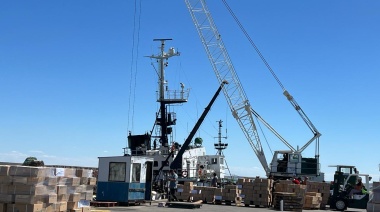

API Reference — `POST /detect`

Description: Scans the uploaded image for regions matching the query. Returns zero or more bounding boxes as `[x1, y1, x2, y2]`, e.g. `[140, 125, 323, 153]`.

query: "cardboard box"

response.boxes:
[55, 168, 76, 177]
[57, 194, 67, 202]
[0, 185, 8, 194]
[88, 177, 96, 185]
[20, 194, 56, 204]
[59, 177, 80, 186]
[69, 193, 80, 202]
[56, 185, 67, 195]
[15, 195, 45, 204]
[9, 166, 47, 177]
[0, 166, 10, 176]
[84, 191, 93, 200]
[7, 203, 43, 212]
[0, 176, 12, 184]
[8, 185, 55, 195]
[0, 203, 6, 212]
[76, 169, 93, 178]
[44, 177, 58, 186]
[0, 194, 14, 203]
[79, 177, 89, 185]
[67, 201, 78, 210]
[12, 177, 45, 185]
[81, 206, 91, 212]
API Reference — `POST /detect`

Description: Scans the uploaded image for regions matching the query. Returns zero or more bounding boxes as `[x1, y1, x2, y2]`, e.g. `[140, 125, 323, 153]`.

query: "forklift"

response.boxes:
[328, 166, 372, 211]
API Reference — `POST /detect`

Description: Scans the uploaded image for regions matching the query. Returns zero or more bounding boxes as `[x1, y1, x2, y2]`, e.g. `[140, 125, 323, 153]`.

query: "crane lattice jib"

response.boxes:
[185, 0, 270, 174]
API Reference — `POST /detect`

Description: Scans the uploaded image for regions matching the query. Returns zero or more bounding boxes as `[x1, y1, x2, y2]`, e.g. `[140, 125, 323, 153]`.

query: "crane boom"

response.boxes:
[185, 0, 270, 174]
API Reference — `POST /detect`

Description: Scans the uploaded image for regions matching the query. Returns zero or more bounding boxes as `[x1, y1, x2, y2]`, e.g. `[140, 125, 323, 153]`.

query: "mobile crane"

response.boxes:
[185, 0, 321, 179]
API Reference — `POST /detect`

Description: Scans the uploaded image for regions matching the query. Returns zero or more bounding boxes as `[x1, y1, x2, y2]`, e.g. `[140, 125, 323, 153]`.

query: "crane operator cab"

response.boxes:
[270, 150, 319, 179]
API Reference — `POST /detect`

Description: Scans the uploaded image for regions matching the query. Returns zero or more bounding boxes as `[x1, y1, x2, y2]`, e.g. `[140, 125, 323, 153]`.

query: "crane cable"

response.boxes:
[221, 0, 285, 156]
[127, 0, 142, 134]
[221, 0, 286, 92]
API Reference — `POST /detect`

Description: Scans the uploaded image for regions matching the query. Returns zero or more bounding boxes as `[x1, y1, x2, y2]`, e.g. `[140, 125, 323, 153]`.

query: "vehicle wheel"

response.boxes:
[335, 199, 346, 211]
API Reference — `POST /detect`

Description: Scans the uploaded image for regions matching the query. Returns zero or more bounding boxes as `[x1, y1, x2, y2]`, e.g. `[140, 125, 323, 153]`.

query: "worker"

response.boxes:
[211, 172, 218, 187]
[348, 177, 364, 197]
[198, 165, 205, 181]
[292, 177, 300, 184]
[302, 176, 308, 185]
[278, 153, 288, 172]
[168, 169, 178, 201]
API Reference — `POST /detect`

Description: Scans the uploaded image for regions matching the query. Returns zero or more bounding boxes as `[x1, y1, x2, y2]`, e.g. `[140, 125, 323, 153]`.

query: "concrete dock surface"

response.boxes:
[91, 200, 367, 212]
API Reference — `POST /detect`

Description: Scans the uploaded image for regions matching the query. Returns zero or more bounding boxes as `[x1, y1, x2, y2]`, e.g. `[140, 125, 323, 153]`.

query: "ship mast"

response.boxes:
[149, 39, 188, 150]
[214, 119, 228, 155]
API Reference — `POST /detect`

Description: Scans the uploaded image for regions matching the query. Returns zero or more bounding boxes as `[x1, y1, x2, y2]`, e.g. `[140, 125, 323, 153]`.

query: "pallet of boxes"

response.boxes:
[175, 182, 193, 202]
[240, 177, 272, 208]
[273, 180, 306, 211]
[303, 181, 330, 210]
[215, 185, 239, 205]
[0, 165, 96, 212]
[367, 181, 380, 212]
[191, 185, 218, 203]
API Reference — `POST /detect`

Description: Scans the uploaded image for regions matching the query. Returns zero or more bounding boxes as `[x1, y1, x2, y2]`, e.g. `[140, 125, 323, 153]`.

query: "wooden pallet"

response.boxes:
[90, 201, 118, 207]
[166, 200, 202, 209]
[214, 199, 235, 206]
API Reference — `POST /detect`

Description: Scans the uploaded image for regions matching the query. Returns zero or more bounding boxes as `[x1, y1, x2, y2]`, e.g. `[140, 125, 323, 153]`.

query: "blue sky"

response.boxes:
[1, 1, 379, 181]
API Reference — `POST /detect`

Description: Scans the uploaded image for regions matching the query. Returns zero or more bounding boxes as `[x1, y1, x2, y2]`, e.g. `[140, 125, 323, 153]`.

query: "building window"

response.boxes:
[132, 163, 141, 182]
[220, 158, 224, 165]
[154, 161, 158, 167]
[109, 162, 126, 182]
[212, 158, 218, 164]
[162, 161, 169, 167]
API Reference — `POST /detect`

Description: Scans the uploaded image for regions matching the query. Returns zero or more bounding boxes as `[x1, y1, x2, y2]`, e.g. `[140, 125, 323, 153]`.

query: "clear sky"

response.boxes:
[1, 1, 379, 182]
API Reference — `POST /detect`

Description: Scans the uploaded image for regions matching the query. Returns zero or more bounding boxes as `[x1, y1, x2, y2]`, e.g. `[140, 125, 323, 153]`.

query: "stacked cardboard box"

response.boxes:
[222, 185, 239, 202]
[175, 182, 193, 201]
[199, 186, 215, 203]
[304, 181, 330, 209]
[0, 165, 95, 212]
[303, 192, 322, 209]
[253, 178, 272, 206]
[213, 187, 223, 202]
[367, 181, 380, 212]
[191, 186, 203, 201]
[240, 178, 272, 207]
[240, 178, 254, 204]
[273, 192, 303, 211]
[273, 180, 306, 210]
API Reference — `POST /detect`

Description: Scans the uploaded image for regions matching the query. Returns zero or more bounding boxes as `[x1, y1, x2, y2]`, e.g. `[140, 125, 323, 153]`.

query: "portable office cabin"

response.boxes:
[96, 156, 153, 203]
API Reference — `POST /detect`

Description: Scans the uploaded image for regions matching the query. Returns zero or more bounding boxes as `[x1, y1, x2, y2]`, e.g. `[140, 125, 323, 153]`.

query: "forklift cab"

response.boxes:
[329, 171, 371, 211]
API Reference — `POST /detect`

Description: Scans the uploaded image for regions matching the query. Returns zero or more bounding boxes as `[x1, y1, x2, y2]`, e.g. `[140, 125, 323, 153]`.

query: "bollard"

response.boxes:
[280, 199, 283, 211]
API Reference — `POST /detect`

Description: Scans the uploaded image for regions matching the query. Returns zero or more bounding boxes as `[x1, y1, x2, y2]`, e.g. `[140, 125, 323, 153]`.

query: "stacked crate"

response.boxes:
[252, 178, 272, 207]
[200, 186, 215, 203]
[273, 192, 303, 211]
[304, 181, 330, 209]
[213, 187, 223, 202]
[221, 185, 239, 203]
[240, 178, 254, 205]
[367, 181, 380, 211]
[303, 192, 322, 209]
[175, 182, 193, 201]
[273, 180, 306, 211]
[0, 165, 95, 212]
[191, 186, 203, 201]
[240, 177, 272, 207]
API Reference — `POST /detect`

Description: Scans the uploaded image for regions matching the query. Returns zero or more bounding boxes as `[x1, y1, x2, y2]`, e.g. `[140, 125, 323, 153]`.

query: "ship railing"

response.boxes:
[157, 88, 190, 103]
